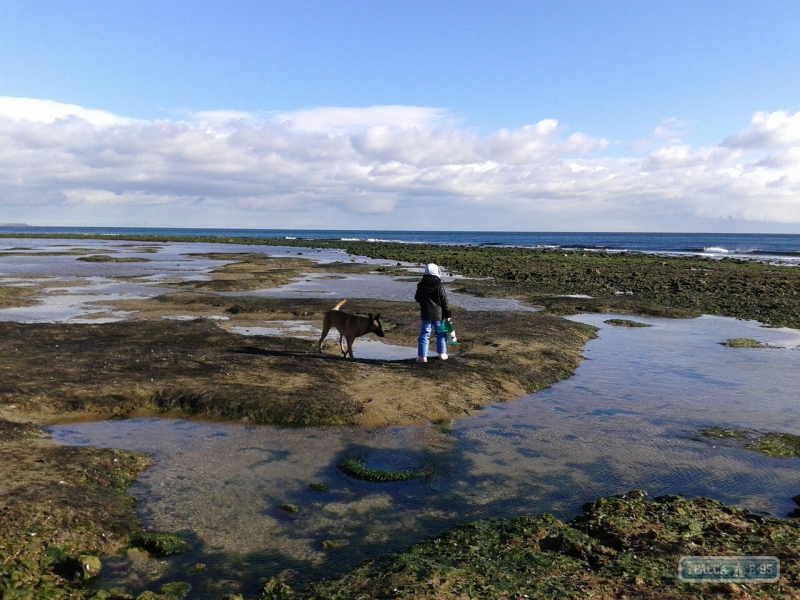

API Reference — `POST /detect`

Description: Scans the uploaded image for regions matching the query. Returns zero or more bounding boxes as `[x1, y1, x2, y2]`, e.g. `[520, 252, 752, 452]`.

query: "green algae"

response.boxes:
[699, 427, 800, 458]
[128, 533, 188, 557]
[747, 433, 800, 458]
[277, 504, 301, 515]
[721, 338, 766, 348]
[307, 483, 328, 493]
[337, 456, 422, 482]
[261, 490, 800, 599]
[321, 539, 350, 550]
[604, 318, 653, 327]
[699, 427, 749, 440]
[0, 429, 152, 600]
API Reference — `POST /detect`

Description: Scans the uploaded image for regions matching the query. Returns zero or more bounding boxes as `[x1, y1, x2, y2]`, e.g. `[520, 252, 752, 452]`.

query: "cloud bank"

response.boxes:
[1, 97, 799, 230]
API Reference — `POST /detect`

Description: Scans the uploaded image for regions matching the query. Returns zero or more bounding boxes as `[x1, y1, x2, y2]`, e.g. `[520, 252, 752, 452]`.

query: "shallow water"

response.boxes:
[235, 271, 538, 312]
[49, 314, 800, 597]
[0, 239, 517, 324]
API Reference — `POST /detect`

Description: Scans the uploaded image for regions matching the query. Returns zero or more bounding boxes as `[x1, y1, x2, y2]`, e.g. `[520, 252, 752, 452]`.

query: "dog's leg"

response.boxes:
[319, 314, 331, 353]
[339, 333, 347, 357]
[346, 335, 356, 359]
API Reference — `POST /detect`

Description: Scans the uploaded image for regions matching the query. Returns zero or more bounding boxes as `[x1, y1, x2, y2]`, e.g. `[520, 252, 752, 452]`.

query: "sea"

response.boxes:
[1, 226, 800, 264]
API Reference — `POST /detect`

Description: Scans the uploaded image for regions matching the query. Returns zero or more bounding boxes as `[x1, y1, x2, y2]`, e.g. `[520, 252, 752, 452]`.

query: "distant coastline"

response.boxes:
[0, 223, 29, 227]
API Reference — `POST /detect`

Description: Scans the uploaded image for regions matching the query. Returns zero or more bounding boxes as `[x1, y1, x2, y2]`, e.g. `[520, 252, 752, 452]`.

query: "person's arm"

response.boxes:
[439, 284, 451, 320]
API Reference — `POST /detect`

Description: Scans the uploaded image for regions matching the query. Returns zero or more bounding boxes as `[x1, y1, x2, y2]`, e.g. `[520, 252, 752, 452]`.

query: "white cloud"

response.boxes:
[628, 118, 693, 154]
[274, 105, 450, 133]
[723, 111, 800, 149]
[0, 97, 799, 230]
[0, 96, 131, 126]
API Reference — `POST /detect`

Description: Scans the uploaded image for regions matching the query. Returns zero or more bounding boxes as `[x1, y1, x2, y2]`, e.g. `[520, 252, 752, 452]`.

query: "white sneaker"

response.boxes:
[438, 353, 448, 360]
[416, 356, 427, 363]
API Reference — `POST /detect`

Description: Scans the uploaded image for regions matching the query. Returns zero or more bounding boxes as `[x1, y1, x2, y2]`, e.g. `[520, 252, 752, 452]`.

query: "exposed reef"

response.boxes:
[605, 318, 653, 327]
[0, 296, 595, 427]
[700, 427, 800, 458]
[262, 490, 800, 599]
[4, 234, 797, 328]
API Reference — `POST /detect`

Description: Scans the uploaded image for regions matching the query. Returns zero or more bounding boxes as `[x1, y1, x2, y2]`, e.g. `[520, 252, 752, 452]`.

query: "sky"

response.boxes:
[0, 1, 799, 232]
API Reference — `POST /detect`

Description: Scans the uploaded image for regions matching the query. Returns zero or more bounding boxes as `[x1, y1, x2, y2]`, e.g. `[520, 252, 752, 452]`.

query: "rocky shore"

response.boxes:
[2, 235, 799, 599]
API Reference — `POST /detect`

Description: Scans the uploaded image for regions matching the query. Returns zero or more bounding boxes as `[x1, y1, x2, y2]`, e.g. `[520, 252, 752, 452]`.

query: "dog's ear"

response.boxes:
[368, 313, 374, 320]
[374, 313, 381, 321]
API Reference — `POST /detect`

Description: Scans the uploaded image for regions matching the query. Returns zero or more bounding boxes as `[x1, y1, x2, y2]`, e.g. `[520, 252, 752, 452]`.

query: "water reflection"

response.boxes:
[49, 314, 800, 596]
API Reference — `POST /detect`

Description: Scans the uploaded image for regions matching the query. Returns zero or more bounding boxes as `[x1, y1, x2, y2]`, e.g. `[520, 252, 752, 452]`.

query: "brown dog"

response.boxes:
[318, 299, 384, 358]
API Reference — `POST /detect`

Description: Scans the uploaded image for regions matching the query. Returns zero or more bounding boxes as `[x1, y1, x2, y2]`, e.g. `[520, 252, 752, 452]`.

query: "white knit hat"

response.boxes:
[424, 263, 441, 277]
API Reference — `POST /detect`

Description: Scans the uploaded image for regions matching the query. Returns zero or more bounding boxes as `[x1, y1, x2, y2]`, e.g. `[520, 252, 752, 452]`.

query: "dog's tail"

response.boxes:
[332, 299, 348, 311]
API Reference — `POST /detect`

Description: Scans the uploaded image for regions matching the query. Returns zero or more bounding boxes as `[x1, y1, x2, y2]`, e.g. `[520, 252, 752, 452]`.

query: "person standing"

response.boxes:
[414, 263, 452, 363]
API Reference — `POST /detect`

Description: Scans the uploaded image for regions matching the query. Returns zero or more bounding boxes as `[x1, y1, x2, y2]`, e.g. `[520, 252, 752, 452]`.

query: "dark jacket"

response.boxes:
[415, 274, 451, 321]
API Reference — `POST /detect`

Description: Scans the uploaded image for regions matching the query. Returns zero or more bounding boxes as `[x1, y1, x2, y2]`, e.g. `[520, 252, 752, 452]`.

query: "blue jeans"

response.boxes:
[418, 320, 447, 356]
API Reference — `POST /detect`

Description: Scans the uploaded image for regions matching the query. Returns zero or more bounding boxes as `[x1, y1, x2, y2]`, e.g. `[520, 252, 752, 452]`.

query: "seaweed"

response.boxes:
[699, 427, 800, 458]
[720, 338, 766, 348]
[264, 490, 800, 599]
[604, 318, 652, 327]
[129, 533, 189, 557]
[337, 456, 422, 482]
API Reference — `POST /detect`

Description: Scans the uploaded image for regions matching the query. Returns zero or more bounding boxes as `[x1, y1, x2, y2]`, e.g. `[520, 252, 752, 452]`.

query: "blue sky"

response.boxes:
[1, 1, 799, 231]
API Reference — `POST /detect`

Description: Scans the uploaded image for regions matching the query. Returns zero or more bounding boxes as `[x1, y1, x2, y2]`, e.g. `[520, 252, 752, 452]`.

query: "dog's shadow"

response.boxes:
[234, 345, 416, 365]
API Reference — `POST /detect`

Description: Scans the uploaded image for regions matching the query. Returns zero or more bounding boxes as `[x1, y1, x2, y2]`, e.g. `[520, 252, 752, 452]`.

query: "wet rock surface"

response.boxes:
[271, 491, 800, 599]
[0, 296, 594, 427]
[0, 419, 151, 599]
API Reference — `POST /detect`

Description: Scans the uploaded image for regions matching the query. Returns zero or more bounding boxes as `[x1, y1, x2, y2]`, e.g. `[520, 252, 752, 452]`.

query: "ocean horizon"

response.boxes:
[1, 226, 799, 263]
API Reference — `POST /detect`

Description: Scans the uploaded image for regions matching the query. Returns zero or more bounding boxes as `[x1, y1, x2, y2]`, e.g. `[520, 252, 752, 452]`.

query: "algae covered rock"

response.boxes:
[132, 583, 190, 600]
[699, 426, 800, 457]
[129, 532, 189, 557]
[747, 432, 800, 457]
[604, 318, 652, 327]
[157, 581, 191, 599]
[78, 554, 102, 579]
[278, 503, 301, 515]
[260, 577, 293, 600]
[275, 489, 800, 598]
[337, 456, 422, 482]
[721, 337, 765, 348]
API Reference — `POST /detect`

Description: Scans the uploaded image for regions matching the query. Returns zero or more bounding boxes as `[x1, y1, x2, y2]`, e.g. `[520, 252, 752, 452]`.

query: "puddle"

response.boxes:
[230, 272, 538, 312]
[49, 314, 800, 596]
[0, 239, 529, 326]
[0, 291, 142, 323]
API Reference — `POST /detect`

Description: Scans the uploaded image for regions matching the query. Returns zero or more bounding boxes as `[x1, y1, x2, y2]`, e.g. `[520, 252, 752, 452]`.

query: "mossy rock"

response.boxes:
[721, 338, 765, 348]
[699, 427, 800, 458]
[260, 577, 293, 600]
[278, 503, 301, 515]
[280, 489, 800, 598]
[337, 456, 422, 482]
[77, 554, 102, 579]
[307, 483, 328, 493]
[746, 432, 800, 458]
[129, 532, 188, 557]
[322, 539, 350, 550]
[604, 318, 652, 327]
[91, 591, 136, 600]
[699, 427, 749, 440]
[157, 582, 191, 600]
